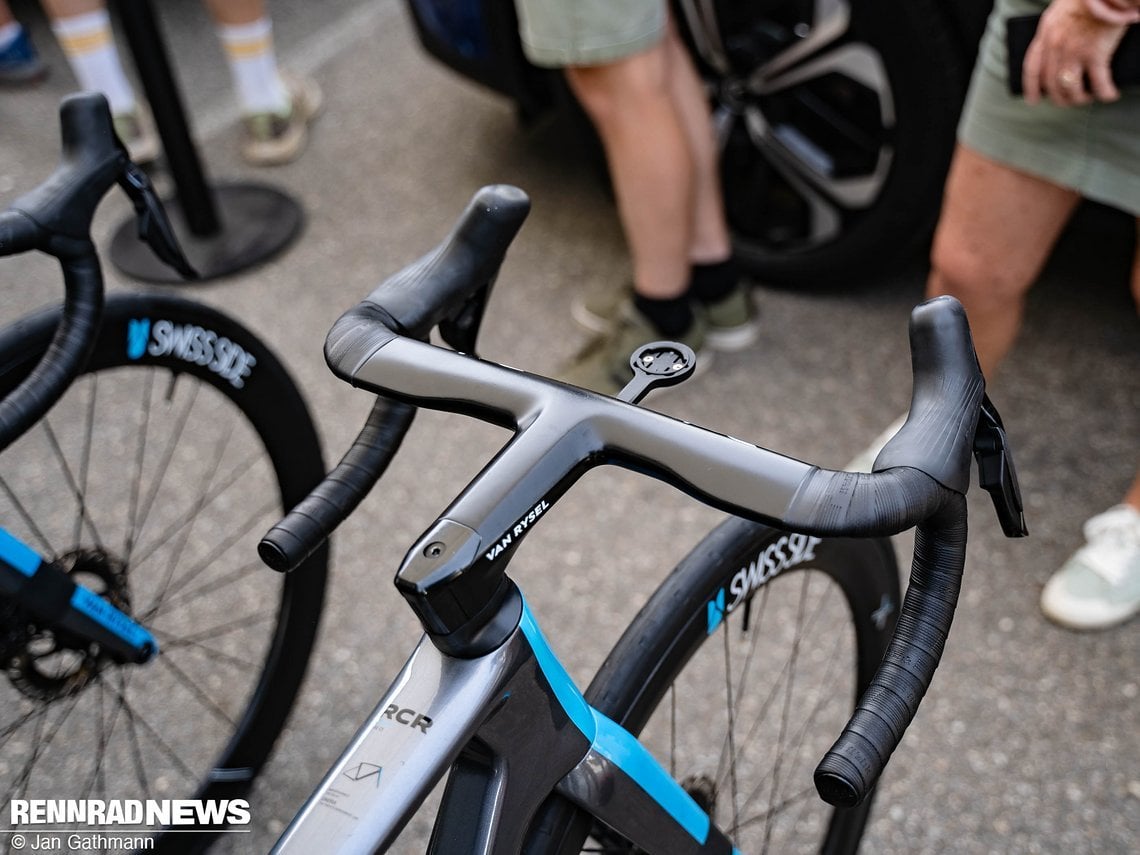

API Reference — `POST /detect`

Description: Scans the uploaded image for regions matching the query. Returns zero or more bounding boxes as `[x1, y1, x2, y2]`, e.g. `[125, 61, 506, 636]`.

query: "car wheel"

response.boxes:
[677, 0, 968, 287]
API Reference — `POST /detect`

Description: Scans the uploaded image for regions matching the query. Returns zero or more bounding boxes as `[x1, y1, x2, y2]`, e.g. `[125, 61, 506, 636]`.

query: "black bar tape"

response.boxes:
[360, 185, 529, 340]
[323, 186, 529, 382]
[12, 93, 125, 240]
[873, 296, 985, 494]
[0, 93, 125, 451]
[813, 497, 968, 807]
[259, 397, 416, 572]
[0, 253, 103, 452]
[781, 297, 981, 808]
[0, 210, 41, 258]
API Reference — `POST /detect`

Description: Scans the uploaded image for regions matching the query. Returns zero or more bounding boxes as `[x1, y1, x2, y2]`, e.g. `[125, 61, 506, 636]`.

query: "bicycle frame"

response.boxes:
[274, 594, 734, 854]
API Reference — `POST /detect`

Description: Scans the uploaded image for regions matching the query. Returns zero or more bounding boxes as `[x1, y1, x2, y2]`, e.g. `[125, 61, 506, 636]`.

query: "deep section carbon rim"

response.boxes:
[583, 520, 899, 854]
[0, 295, 327, 853]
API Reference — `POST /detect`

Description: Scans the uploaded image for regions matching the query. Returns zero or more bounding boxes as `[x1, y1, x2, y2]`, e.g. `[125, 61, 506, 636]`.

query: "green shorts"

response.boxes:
[959, 0, 1140, 216]
[513, 0, 666, 68]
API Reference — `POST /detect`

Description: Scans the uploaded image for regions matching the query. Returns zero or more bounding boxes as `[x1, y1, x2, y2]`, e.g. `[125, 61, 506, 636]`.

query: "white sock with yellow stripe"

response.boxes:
[51, 10, 135, 115]
[217, 17, 289, 117]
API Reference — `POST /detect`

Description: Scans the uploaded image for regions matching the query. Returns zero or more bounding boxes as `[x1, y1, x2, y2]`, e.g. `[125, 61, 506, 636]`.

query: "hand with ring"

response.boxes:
[1021, 0, 1131, 106]
[1058, 66, 1083, 88]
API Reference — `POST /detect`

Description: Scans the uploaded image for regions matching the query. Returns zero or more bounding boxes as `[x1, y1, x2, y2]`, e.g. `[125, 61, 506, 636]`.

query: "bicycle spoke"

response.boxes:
[143, 506, 278, 619]
[714, 583, 770, 794]
[732, 784, 819, 833]
[717, 580, 835, 794]
[123, 367, 157, 558]
[117, 669, 152, 795]
[735, 623, 846, 829]
[101, 679, 199, 786]
[155, 608, 277, 647]
[156, 653, 238, 728]
[139, 418, 236, 617]
[72, 374, 98, 546]
[130, 451, 259, 574]
[0, 474, 56, 557]
[720, 606, 742, 837]
[155, 630, 262, 673]
[41, 416, 105, 551]
[125, 375, 200, 563]
[3, 691, 84, 806]
[0, 704, 50, 745]
[714, 585, 771, 801]
[761, 571, 812, 851]
[81, 679, 109, 801]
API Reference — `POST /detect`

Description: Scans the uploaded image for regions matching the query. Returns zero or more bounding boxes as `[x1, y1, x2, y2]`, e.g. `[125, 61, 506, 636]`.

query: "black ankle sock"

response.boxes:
[689, 257, 740, 304]
[633, 293, 694, 338]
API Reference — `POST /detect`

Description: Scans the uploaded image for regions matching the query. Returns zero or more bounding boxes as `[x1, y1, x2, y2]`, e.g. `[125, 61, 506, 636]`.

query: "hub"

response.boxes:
[3, 547, 131, 701]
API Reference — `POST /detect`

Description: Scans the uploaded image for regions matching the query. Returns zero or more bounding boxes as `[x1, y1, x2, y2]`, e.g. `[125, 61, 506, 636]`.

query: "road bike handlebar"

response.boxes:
[263, 185, 1026, 809]
[0, 92, 193, 454]
[259, 186, 530, 571]
[0, 94, 124, 452]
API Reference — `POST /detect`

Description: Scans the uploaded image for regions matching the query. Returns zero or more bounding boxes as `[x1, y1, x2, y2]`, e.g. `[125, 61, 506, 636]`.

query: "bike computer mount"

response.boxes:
[617, 341, 698, 404]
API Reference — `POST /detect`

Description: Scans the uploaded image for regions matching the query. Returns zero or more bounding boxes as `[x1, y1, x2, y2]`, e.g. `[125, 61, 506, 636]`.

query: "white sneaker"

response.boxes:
[1040, 504, 1140, 631]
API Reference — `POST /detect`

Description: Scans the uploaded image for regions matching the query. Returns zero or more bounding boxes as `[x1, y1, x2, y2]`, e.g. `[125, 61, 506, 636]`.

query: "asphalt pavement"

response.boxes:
[1, 0, 1137, 852]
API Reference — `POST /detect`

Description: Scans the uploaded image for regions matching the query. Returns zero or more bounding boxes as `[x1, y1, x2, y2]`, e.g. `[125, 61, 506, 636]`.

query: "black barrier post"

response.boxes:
[108, 0, 304, 283]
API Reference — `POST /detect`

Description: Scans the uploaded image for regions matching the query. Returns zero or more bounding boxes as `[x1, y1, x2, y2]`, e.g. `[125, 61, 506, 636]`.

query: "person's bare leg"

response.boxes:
[41, 0, 139, 118]
[202, 0, 288, 117]
[661, 18, 731, 265]
[566, 40, 694, 300]
[1127, 225, 1140, 514]
[40, 0, 104, 16]
[926, 144, 1081, 379]
[201, 0, 266, 27]
[0, 2, 14, 27]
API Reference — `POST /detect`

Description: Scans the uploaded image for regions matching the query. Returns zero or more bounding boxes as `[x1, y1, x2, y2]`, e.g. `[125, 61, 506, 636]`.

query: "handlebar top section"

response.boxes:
[5, 92, 126, 252]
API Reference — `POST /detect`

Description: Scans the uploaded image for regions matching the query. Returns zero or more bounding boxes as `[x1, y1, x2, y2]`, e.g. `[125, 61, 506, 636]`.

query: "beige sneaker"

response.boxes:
[559, 300, 709, 396]
[241, 72, 323, 166]
[572, 282, 757, 352]
[113, 102, 160, 166]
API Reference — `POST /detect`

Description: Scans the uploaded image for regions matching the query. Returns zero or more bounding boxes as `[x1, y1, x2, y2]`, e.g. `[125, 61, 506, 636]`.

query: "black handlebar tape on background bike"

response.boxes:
[11, 93, 126, 240]
[358, 185, 530, 341]
[0, 253, 103, 453]
[872, 296, 986, 494]
[0, 94, 126, 452]
[0, 210, 41, 258]
[259, 397, 416, 572]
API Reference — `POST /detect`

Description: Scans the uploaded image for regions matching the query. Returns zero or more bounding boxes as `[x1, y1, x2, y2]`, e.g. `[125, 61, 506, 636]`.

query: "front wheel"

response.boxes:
[530, 518, 900, 853]
[0, 293, 328, 854]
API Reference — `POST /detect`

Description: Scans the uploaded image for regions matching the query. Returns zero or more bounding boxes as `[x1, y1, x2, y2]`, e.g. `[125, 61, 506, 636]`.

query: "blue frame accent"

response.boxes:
[519, 603, 711, 846]
[0, 525, 42, 577]
[0, 524, 157, 656]
[70, 585, 158, 654]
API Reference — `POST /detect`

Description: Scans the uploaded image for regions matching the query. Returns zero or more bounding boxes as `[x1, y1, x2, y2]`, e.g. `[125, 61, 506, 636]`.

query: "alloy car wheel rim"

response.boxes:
[681, 0, 897, 253]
